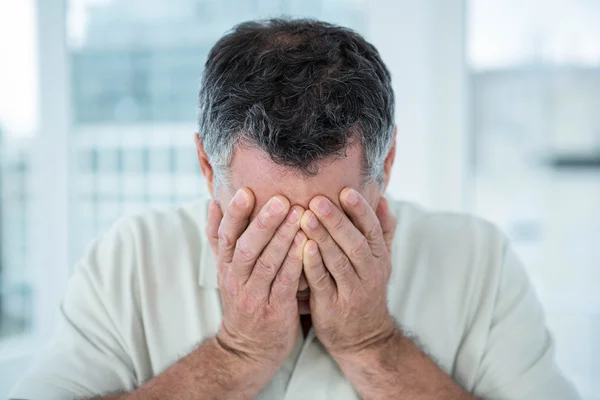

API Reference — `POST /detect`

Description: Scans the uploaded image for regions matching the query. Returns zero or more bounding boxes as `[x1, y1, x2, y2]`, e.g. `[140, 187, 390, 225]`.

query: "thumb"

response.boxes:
[376, 196, 397, 254]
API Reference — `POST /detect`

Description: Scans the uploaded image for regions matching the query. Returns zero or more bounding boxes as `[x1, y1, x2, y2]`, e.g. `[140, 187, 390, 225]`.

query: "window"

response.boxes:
[469, 0, 600, 396]
[0, 0, 37, 341]
[0, 141, 33, 339]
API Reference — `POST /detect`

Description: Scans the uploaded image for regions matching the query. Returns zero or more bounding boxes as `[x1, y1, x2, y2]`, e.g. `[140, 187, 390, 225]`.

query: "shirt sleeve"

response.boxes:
[472, 237, 580, 399]
[10, 219, 139, 400]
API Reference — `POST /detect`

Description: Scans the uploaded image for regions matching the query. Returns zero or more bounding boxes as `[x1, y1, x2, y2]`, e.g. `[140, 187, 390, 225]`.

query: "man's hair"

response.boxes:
[197, 18, 395, 186]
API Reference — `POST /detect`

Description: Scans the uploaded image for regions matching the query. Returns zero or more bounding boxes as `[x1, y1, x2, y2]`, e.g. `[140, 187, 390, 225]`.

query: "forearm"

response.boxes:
[95, 337, 271, 400]
[334, 328, 475, 400]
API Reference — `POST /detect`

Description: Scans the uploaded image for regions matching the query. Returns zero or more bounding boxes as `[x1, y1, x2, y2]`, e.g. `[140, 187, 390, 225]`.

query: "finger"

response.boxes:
[302, 240, 336, 301]
[218, 188, 255, 264]
[339, 187, 387, 258]
[376, 196, 397, 254]
[247, 205, 303, 298]
[206, 199, 223, 256]
[301, 209, 356, 290]
[309, 195, 373, 279]
[232, 195, 290, 282]
[270, 229, 307, 304]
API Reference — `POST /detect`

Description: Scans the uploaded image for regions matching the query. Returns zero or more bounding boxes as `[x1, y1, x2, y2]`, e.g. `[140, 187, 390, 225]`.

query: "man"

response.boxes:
[12, 19, 578, 400]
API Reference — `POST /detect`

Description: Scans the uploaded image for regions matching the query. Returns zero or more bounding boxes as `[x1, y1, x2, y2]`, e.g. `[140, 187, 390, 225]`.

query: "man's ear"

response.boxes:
[381, 126, 397, 191]
[195, 134, 215, 198]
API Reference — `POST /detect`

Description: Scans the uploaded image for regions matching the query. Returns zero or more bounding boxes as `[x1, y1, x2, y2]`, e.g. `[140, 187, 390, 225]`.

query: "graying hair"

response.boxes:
[197, 18, 395, 188]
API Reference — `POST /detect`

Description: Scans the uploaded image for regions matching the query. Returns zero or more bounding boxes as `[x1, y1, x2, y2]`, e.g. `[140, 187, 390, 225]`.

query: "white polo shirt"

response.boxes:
[11, 197, 579, 399]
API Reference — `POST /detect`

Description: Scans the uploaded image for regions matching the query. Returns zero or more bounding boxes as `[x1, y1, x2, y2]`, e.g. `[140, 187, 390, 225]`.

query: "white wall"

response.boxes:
[366, 0, 468, 212]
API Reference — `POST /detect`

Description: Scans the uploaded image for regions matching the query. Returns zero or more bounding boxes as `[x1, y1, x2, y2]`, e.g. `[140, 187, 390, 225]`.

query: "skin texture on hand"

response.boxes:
[299, 188, 474, 400]
[300, 187, 398, 358]
[205, 188, 308, 388]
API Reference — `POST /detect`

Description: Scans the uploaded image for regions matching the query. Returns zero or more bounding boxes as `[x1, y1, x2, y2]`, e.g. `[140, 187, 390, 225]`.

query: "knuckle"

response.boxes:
[255, 255, 279, 277]
[239, 295, 259, 314]
[351, 237, 371, 261]
[286, 248, 302, 262]
[313, 269, 331, 288]
[270, 285, 289, 305]
[272, 224, 291, 245]
[219, 229, 234, 247]
[276, 264, 294, 287]
[316, 228, 333, 246]
[255, 213, 270, 232]
[225, 204, 242, 221]
[358, 203, 371, 220]
[236, 238, 256, 261]
[262, 305, 282, 322]
[330, 254, 349, 272]
[332, 213, 346, 232]
[366, 221, 383, 240]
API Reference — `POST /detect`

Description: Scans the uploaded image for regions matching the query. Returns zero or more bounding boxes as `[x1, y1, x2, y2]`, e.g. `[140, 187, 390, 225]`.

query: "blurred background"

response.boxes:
[0, 0, 598, 397]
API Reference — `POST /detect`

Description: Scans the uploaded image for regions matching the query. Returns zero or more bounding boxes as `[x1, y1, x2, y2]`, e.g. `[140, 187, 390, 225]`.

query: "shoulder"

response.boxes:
[385, 197, 512, 323]
[77, 198, 210, 289]
[387, 198, 508, 270]
[384, 198, 517, 363]
[90, 198, 208, 254]
[115, 199, 207, 250]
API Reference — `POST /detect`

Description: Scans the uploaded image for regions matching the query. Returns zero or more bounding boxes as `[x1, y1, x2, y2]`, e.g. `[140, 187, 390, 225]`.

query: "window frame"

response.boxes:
[0, 0, 72, 359]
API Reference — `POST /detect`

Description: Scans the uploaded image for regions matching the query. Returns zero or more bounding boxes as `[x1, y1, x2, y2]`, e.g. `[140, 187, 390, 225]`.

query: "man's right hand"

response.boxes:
[206, 188, 306, 377]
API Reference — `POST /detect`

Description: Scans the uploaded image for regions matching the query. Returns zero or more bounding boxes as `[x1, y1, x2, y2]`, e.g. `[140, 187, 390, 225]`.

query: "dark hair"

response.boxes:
[197, 18, 395, 183]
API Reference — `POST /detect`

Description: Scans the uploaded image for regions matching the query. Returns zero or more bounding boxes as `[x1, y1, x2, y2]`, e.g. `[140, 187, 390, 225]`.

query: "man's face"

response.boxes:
[215, 143, 383, 315]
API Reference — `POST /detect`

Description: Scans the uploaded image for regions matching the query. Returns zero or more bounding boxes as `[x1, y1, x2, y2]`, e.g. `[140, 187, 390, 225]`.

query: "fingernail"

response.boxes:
[269, 197, 285, 215]
[316, 198, 331, 216]
[294, 232, 304, 245]
[308, 214, 319, 229]
[345, 188, 359, 206]
[287, 208, 300, 224]
[308, 241, 318, 256]
[234, 189, 248, 207]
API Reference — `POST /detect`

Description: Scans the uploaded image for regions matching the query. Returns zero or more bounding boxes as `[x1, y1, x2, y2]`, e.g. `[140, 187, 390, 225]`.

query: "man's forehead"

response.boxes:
[227, 144, 365, 211]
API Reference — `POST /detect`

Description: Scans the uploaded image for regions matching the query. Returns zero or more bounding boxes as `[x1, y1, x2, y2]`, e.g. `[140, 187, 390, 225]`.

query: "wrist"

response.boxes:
[211, 335, 277, 374]
[215, 328, 285, 370]
[332, 329, 474, 400]
[360, 328, 405, 368]
[335, 328, 409, 400]
[329, 314, 400, 362]
[128, 336, 276, 400]
[329, 328, 406, 400]
[206, 337, 277, 396]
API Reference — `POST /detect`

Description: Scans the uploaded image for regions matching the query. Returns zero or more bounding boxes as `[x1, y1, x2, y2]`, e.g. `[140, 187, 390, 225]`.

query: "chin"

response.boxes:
[297, 299, 311, 315]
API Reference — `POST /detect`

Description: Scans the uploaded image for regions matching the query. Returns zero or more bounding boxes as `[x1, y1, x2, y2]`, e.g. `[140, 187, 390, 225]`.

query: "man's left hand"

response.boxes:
[300, 187, 398, 359]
